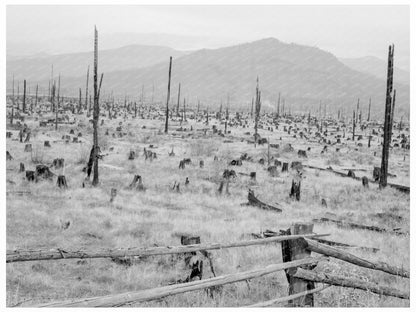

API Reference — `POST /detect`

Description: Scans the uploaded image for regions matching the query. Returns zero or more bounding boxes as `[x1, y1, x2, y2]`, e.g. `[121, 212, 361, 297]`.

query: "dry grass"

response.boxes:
[6, 116, 410, 307]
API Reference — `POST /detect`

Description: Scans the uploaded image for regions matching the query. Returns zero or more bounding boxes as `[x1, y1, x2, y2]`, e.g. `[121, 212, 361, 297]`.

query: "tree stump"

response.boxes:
[19, 162, 25, 172]
[282, 162, 289, 172]
[53, 158, 65, 169]
[24, 132, 31, 143]
[19, 130, 23, 142]
[73, 137, 78, 143]
[6, 151, 13, 160]
[289, 179, 301, 201]
[44, 141, 51, 147]
[35, 165, 54, 181]
[179, 160, 185, 169]
[24, 144, 32, 152]
[26, 170, 35, 181]
[185, 177, 190, 185]
[6, 132, 12, 138]
[281, 223, 315, 307]
[128, 150, 135, 160]
[362, 176, 369, 188]
[373, 167, 381, 181]
[291, 161, 303, 170]
[129, 175, 145, 191]
[275, 159, 282, 167]
[57, 175, 68, 188]
[181, 235, 203, 282]
[268, 166, 278, 177]
[69, 129, 75, 134]
[347, 170, 356, 178]
[110, 188, 117, 202]
[297, 150, 307, 158]
[199, 160, 204, 168]
[250, 172, 256, 181]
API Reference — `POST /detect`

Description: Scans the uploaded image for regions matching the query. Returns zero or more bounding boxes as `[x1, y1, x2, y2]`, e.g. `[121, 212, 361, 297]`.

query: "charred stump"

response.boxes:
[26, 170, 35, 181]
[282, 162, 289, 172]
[19, 162, 25, 172]
[57, 175, 68, 188]
[290, 179, 301, 201]
[24, 144, 32, 152]
[6, 151, 13, 160]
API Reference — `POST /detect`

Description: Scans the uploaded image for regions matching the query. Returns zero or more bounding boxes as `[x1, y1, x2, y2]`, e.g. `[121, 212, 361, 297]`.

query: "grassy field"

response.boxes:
[6, 113, 410, 307]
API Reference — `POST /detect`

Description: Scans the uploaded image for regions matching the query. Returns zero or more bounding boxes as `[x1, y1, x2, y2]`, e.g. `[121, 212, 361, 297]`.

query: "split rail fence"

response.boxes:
[6, 222, 409, 307]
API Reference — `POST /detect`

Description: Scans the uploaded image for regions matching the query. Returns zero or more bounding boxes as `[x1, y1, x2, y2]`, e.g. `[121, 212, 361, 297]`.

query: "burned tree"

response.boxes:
[176, 83, 181, 117]
[92, 26, 100, 186]
[22, 79, 26, 113]
[254, 77, 261, 147]
[380, 44, 395, 189]
[85, 65, 90, 111]
[164, 56, 172, 133]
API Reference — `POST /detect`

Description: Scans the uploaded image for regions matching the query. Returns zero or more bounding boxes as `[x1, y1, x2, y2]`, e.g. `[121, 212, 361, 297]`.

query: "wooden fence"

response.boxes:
[6, 223, 409, 307]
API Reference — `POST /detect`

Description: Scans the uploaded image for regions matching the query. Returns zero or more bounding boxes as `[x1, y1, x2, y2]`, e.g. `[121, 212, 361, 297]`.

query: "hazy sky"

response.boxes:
[7, 5, 410, 68]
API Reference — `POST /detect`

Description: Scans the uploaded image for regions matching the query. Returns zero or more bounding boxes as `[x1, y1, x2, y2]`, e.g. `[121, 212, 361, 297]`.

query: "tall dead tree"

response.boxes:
[10, 75, 14, 125]
[92, 26, 100, 186]
[251, 97, 254, 119]
[380, 44, 395, 189]
[55, 74, 60, 130]
[176, 83, 181, 117]
[225, 106, 229, 135]
[22, 80, 26, 113]
[254, 77, 261, 147]
[85, 65, 90, 111]
[78, 88, 82, 113]
[183, 98, 186, 122]
[352, 110, 355, 141]
[277, 92, 280, 118]
[34, 84, 38, 113]
[367, 98, 371, 122]
[356, 98, 360, 124]
[164, 56, 172, 133]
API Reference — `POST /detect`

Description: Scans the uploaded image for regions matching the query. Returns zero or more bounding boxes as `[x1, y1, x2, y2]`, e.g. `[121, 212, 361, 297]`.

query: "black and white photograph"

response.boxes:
[4, 2, 413, 308]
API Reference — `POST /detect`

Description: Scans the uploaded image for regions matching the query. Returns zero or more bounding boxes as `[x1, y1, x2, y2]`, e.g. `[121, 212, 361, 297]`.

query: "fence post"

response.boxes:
[281, 223, 315, 307]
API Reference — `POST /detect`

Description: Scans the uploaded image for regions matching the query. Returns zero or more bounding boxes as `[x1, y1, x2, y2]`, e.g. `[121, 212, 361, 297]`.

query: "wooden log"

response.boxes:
[305, 238, 408, 278]
[246, 284, 331, 307]
[247, 189, 282, 212]
[6, 233, 329, 263]
[293, 268, 409, 299]
[281, 223, 315, 307]
[35, 257, 326, 307]
[310, 237, 379, 253]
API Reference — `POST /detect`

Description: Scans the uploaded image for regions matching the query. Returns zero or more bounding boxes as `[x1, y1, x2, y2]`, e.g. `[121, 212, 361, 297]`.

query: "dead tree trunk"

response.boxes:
[57, 175, 68, 188]
[176, 83, 181, 117]
[22, 79, 26, 113]
[78, 88, 82, 113]
[352, 110, 355, 141]
[92, 26, 100, 186]
[55, 74, 60, 131]
[254, 77, 261, 147]
[34, 84, 38, 113]
[164, 56, 172, 133]
[380, 45, 395, 189]
[367, 97, 371, 122]
[85, 65, 90, 111]
[10, 75, 15, 125]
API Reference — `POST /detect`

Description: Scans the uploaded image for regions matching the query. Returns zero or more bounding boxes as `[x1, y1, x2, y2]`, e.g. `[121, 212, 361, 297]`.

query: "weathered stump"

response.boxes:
[6, 151, 13, 160]
[347, 170, 356, 178]
[129, 175, 145, 191]
[19, 162, 25, 172]
[35, 165, 54, 181]
[281, 223, 315, 307]
[291, 161, 303, 170]
[297, 150, 307, 158]
[24, 144, 32, 152]
[128, 150, 135, 160]
[199, 160, 204, 168]
[250, 172, 256, 181]
[373, 167, 381, 181]
[282, 162, 289, 172]
[180, 235, 203, 282]
[268, 166, 278, 177]
[26, 170, 35, 181]
[57, 175, 68, 188]
[362, 176, 369, 188]
[6, 132, 12, 138]
[179, 160, 185, 169]
[44, 141, 51, 147]
[53, 158, 65, 169]
[289, 179, 301, 201]
[110, 188, 117, 202]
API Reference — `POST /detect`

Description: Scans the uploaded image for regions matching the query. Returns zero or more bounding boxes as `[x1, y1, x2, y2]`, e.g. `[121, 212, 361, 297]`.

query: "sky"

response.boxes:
[6, 5, 410, 69]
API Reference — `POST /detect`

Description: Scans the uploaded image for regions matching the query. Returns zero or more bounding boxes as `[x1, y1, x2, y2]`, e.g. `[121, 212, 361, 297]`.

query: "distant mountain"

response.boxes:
[8, 38, 409, 118]
[340, 56, 409, 86]
[7, 44, 187, 82]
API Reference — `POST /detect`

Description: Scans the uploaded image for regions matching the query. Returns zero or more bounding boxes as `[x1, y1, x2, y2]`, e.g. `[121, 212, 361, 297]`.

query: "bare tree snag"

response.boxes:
[22, 79, 26, 113]
[164, 56, 172, 133]
[92, 26, 99, 186]
[380, 44, 395, 189]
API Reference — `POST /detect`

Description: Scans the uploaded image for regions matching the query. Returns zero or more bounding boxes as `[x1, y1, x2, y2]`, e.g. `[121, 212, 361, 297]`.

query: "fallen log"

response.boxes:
[36, 257, 327, 307]
[305, 238, 408, 278]
[293, 268, 409, 299]
[6, 233, 329, 263]
[246, 284, 331, 307]
[246, 189, 282, 213]
[312, 217, 407, 236]
[310, 237, 379, 253]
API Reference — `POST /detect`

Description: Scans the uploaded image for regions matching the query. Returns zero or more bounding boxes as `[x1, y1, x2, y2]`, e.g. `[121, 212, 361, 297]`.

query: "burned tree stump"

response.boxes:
[168, 148, 175, 157]
[19, 162, 25, 172]
[185, 177, 190, 185]
[6, 132, 12, 138]
[128, 150, 135, 160]
[110, 188, 117, 202]
[282, 162, 289, 172]
[180, 235, 204, 282]
[179, 160, 185, 169]
[362, 176, 369, 188]
[297, 150, 307, 158]
[373, 167, 381, 182]
[247, 189, 282, 212]
[19, 130, 23, 142]
[57, 175, 68, 188]
[347, 170, 356, 178]
[129, 175, 145, 191]
[268, 166, 278, 177]
[44, 141, 51, 147]
[275, 160, 282, 167]
[290, 179, 301, 201]
[6, 151, 13, 160]
[199, 160, 204, 168]
[250, 172, 256, 181]
[281, 223, 315, 307]
[24, 144, 32, 152]
[291, 161, 303, 170]
[26, 170, 35, 182]
[53, 158, 65, 169]
[223, 169, 236, 179]
[35, 165, 54, 181]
